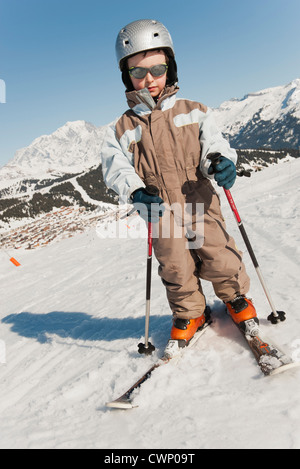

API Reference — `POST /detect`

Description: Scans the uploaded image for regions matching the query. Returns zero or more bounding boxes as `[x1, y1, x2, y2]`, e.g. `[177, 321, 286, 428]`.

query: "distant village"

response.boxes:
[0, 205, 119, 251]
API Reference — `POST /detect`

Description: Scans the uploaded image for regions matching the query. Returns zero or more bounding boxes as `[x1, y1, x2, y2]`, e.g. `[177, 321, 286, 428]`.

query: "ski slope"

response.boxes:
[1, 159, 300, 449]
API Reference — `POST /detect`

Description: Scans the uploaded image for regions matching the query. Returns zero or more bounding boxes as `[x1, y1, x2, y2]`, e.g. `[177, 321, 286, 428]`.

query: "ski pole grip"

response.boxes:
[207, 152, 222, 173]
[145, 185, 160, 196]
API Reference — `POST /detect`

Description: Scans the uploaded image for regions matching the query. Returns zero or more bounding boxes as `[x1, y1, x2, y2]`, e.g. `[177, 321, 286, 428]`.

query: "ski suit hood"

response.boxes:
[125, 84, 179, 114]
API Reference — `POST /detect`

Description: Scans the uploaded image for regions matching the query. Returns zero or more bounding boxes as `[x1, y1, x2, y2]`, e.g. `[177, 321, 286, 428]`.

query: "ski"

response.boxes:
[106, 310, 212, 409]
[234, 317, 300, 376]
[106, 307, 300, 410]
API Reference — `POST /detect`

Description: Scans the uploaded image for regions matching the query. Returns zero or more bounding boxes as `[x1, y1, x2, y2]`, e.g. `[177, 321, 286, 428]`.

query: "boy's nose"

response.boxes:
[145, 72, 154, 83]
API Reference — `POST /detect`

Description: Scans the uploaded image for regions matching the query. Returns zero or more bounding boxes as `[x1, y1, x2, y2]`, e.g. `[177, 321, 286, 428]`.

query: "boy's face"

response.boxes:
[127, 50, 167, 98]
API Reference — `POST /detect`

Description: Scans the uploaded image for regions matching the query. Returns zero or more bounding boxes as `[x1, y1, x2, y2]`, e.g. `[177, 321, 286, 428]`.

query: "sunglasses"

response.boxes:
[128, 63, 168, 79]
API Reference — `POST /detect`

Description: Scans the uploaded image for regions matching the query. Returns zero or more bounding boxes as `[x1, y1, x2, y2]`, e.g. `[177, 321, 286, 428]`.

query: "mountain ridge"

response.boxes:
[212, 78, 300, 149]
[0, 120, 107, 185]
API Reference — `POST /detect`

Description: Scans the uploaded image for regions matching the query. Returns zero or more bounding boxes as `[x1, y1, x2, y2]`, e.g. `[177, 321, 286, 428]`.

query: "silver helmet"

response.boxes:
[116, 19, 175, 70]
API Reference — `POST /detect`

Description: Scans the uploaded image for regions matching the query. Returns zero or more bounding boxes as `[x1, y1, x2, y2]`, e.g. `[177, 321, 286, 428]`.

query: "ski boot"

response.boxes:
[226, 295, 259, 336]
[164, 306, 211, 358]
[170, 315, 206, 343]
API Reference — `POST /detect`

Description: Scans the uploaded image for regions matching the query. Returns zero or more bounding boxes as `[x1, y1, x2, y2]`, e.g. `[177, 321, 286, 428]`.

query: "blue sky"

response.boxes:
[0, 0, 299, 167]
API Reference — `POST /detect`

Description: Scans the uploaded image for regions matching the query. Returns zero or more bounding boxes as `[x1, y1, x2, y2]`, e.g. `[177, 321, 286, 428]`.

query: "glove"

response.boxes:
[208, 156, 236, 190]
[132, 188, 165, 223]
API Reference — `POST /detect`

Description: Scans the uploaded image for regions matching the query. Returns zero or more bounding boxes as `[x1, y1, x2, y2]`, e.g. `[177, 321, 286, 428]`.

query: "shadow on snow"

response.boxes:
[1, 311, 171, 344]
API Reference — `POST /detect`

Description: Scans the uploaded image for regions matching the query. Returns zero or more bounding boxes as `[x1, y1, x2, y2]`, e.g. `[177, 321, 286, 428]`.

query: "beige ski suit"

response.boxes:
[101, 85, 250, 319]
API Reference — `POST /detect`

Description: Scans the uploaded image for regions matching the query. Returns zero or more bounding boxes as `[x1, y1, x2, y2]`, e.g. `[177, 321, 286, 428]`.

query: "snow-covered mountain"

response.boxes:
[212, 78, 300, 149]
[0, 120, 107, 186]
[0, 164, 118, 233]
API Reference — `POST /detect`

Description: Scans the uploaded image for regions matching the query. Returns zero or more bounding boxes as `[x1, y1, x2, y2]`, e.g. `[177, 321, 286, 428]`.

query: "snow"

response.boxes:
[212, 77, 300, 137]
[1, 159, 300, 449]
[0, 120, 108, 185]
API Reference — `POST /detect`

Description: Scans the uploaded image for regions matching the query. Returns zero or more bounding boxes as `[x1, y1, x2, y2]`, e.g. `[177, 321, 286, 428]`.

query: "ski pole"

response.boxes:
[208, 153, 286, 324]
[138, 220, 156, 355]
[137, 185, 162, 355]
[223, 188, 285, 323]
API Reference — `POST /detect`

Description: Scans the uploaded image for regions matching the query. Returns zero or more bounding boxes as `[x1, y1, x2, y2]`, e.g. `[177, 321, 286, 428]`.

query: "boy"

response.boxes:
[101, 19, 258, 349]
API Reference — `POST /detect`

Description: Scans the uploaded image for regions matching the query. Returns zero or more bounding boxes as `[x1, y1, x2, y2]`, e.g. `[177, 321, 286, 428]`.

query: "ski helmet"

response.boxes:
[115, 19, 178, 90]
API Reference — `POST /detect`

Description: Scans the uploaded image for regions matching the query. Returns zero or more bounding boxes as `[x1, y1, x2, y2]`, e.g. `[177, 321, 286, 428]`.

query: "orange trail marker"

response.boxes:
[10, 257, 21, 267]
